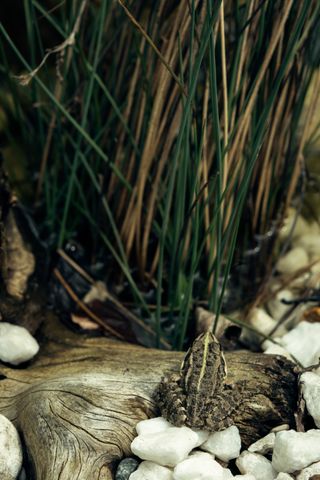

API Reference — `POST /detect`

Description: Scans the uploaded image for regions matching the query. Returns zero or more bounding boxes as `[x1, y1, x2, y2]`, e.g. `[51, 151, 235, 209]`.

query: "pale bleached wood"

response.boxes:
[0, 314, 298, 479]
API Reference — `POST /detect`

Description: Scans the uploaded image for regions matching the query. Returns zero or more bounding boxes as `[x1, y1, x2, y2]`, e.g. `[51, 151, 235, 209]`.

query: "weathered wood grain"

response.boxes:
[0, 314, 298, 479]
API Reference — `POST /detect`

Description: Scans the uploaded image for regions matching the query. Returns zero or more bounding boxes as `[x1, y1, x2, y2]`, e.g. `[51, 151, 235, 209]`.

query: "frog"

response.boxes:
[155, 331, 243, 431]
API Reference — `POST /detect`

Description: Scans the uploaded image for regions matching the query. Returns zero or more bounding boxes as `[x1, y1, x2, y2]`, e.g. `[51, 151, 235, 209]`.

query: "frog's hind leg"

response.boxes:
[155, 373, 187, 427]
[204, 384, 244, 432]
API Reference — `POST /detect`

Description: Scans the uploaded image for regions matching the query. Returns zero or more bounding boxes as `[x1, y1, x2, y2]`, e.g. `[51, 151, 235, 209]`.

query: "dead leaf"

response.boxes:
[303, 306, 320, 323]
[70, 313, 100, 331]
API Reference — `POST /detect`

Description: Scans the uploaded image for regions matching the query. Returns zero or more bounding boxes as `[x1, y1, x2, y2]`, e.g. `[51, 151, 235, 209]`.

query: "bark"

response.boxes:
[0, 313, 298, 480]
[0, 161, 46, 334]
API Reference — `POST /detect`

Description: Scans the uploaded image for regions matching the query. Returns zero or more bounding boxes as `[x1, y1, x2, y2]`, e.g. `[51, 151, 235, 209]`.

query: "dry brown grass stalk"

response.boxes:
[285, 71, 320, 212]
[97, 0, 316, 290]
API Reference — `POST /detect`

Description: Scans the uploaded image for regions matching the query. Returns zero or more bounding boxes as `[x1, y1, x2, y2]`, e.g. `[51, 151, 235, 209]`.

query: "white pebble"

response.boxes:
[188, 451, 215, 459]
[248, 432, 275, 455]
[276, 247, 309, 274]
[275, 474, 294, 480]
[270, 424, 290, 433]
[129, 461, 173, 480]
[267, 289, 294, 322]
[173, 451, 224, 480]
[310, 257, 320, 275]
[0, 414, 23, 480]
[236, 451, 277, 480]
[300, 372, 320, 427]
[278, 209, 309, 240]
[201, 425, 241, 462]
[296, 460, 320, 479]
[307, 221, 320, 236]
[131, 427, 200, 467]
[279, 321, 320, 367]
[240, 308, 287, 347]
[0, 322, 39, 365]
[287, 273, 313, 290]
[234, 476, 257, 480]
[294, 234, 320, 258]
[223, 468, 234, 479]
[309, 221, 320, 235]
[272, 429, 320, 473]
[192, 428, 210, 446]
[136, 417, 172, 435]
[262, 341, 293, 361]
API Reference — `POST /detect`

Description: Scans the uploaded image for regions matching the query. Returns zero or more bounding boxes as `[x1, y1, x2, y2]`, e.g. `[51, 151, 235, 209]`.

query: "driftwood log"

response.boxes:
[0, 313, 298, 479]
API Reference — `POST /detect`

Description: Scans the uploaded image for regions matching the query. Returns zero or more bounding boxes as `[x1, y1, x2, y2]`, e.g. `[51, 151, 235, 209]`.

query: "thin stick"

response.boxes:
[34, 0, 88, 201]
[116, 0, 186, 97]
[54, 267, 172, 349]
[53, 268, 125, 340]
[57, 248, 94, 284]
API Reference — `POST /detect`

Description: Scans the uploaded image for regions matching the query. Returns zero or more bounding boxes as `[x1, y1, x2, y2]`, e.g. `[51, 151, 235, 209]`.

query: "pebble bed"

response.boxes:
[120, 376, 320, 479]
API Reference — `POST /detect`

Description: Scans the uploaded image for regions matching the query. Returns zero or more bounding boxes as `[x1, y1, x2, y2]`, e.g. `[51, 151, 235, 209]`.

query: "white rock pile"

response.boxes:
[239, 234, 320, 363]
[129, 412, 320, 479]
[130, 418, 240, 479]
[240, 208, 320, 357]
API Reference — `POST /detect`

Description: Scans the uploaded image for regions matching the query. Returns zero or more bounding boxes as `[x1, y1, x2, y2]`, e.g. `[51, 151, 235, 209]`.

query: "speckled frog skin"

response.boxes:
[156, 331, 242, 431]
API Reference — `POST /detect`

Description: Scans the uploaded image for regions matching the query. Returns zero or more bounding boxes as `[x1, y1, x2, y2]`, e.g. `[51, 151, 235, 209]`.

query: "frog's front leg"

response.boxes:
[155, 373, 188, 427]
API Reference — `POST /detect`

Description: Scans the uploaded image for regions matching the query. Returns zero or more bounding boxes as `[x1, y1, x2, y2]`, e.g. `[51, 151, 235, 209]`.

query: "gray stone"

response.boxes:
[115, 458, 139, 480]
[248, 432, 275, 455]
[18, 468, 27, 480]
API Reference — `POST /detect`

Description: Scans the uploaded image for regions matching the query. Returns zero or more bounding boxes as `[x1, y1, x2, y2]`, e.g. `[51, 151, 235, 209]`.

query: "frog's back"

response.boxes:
[181, 331, 227, 424]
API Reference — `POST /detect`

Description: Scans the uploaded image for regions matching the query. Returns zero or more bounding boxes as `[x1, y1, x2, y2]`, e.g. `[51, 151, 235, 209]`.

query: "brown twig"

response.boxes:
[53, 267, 125, 340]
[116, 0, 186, 97]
